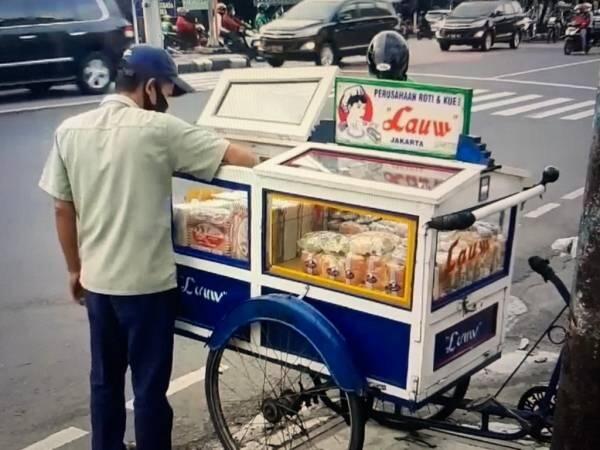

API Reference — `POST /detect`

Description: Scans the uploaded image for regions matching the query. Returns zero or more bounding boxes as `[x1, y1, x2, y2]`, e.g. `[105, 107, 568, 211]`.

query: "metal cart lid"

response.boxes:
[197, 66, 338, 143]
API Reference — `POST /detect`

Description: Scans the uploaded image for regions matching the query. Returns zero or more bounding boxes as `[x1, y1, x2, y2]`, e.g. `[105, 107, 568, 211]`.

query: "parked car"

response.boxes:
[259, 0, 400, 67]
[436, 0, 524, 51]
[0, 0, 134, 95]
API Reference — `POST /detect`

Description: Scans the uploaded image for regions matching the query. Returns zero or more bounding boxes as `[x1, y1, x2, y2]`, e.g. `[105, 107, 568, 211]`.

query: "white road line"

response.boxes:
[492, 97, 572, 116]
[20, 427, 89, 450]
[473, 88, 490, 95]
[528, 100, 596, 118]
[472, 94, 542, 112]
[410, 72, 596, 91]
[494, 58, 600, 78]
[472, 92, 515, 103]
[0, 99, 100, 115]
[126, 367, 207, 410]
[562, 187, 585, 200]
[524, 203, 561, 218]
[561, 109, 595, 120]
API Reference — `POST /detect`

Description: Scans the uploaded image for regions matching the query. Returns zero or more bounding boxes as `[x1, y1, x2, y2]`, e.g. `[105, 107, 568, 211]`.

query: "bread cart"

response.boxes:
[171, 74, 560, 449]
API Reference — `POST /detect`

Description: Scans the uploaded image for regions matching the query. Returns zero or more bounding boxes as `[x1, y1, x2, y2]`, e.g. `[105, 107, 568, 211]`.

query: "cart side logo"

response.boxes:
[444, 321, 483, 354]
[180, 276, 227, 303]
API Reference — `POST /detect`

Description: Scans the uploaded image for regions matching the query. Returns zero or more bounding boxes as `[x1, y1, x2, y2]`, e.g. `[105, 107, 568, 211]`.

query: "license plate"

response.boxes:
[268, 45, 283, 53]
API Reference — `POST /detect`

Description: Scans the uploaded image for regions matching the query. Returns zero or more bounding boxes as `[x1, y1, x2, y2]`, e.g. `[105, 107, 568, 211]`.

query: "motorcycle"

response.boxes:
[546, 16, 561, 43]
[221, 27, 260, 62]
[563, 22, 592, 54]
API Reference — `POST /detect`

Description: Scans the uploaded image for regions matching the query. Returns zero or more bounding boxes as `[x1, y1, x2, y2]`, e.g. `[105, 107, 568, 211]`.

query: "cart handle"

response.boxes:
[428, 166, 559, 231]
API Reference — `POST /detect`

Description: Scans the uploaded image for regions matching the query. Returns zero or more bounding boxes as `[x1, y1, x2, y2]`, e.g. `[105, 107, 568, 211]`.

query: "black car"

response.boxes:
[436, 0, 524, 51]
[259, 0, 400, 67]
[0, 0, 134, 95]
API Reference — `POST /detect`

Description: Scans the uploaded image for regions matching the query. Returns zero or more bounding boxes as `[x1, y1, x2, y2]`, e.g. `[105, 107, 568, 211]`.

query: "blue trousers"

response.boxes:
[85, 289, 177, 450]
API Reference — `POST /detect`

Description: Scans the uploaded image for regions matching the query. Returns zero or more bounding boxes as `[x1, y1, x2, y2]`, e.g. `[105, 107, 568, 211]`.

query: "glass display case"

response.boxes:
[264, 192, 417, 309]
[172, 175, 250, 267]
[432, 209, 515, 308]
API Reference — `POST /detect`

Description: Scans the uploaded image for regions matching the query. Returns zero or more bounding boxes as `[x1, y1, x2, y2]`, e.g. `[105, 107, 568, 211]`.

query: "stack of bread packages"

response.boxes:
[293, 207, 410, 297]
[433, 221, 506, 301]
[173, 190, 249, 261]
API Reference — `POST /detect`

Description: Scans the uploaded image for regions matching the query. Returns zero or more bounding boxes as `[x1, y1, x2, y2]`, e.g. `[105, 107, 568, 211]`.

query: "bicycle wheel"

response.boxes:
[205, 319, 365, 450]
[370, 377, 470, 430]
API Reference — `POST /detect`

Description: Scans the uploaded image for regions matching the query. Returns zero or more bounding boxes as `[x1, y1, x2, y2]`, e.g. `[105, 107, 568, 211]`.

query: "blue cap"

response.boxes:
[120, 45, 194, 97]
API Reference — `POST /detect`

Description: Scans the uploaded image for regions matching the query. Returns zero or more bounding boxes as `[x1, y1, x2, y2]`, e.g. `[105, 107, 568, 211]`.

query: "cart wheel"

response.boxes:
[517, 386, 556, 443]
[205, 319, 365, 450]
[369, 377, 470, 430]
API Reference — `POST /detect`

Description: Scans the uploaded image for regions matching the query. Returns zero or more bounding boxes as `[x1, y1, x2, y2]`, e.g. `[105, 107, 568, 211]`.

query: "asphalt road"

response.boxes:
[0, 40, 594, 450]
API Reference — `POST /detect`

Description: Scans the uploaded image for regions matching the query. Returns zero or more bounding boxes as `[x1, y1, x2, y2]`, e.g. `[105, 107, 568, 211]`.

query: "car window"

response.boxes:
[285, 0, 341, 21]
[450, 2, 498, 18]
[337, 3, 359, 20]
[30, 0, 105, 23]
[357, 2, 381, 18]
[0, 0, 29, 27]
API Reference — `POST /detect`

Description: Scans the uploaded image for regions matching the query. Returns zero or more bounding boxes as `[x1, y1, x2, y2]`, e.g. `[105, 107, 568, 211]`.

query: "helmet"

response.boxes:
[257, 3, 267, 12]
[177, 7, 188, 16]
[217, 2, 227, 13]
[367, 31, 410, 81]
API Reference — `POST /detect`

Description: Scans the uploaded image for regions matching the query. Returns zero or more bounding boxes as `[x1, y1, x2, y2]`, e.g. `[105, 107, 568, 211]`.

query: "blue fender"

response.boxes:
[208, 294, 366, 394]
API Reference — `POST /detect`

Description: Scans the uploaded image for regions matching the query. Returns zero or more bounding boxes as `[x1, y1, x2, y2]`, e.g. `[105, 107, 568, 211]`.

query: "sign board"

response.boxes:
[334, 77, 472, 159]
[433, 303, 498, 370]
[183, 0, 209, 9]
[159, 0, 177, 16]
[253, 0, 300, 4]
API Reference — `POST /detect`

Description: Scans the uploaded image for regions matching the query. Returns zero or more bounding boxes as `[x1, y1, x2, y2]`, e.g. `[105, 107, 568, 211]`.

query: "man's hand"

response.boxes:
[69, 272, 85, 305]
[223, 142, 259, 167]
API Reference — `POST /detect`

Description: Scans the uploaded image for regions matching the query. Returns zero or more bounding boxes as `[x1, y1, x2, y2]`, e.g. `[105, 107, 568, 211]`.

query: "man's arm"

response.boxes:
[223, 142, 259, 168]
[54, 199, 85, 304]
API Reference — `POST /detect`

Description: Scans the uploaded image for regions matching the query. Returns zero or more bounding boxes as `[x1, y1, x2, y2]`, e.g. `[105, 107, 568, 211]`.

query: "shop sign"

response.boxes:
[159, 1, 177, 16]
[183, 0, 209, 9]
[335, 77, 472, 159]
[433, 303, 498, 370]
[177, 265, 250, 332]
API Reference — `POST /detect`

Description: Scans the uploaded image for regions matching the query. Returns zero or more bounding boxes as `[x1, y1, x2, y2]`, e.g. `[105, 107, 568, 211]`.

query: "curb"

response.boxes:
[176, 55, 250, 74]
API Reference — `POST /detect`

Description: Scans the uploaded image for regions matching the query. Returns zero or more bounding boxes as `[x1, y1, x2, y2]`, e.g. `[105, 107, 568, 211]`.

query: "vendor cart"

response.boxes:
[171, 69, 560, 449]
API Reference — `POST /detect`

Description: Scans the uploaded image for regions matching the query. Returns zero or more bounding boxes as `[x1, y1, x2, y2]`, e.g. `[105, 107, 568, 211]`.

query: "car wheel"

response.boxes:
[510, 30, 521, 49]
[77, 52, 112, 95]
[317, 43, 338, 66]
[481, 32, 493, 51]
[266, 57, 284, 67]
[439, 41, 450, 51]
[27, 83, 52, 96]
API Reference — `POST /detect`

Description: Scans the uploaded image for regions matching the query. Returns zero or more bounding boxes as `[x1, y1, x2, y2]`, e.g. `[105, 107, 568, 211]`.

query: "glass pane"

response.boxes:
[433, 211, 511, 304]
[172, 178, 249, 263]
[217, 81, 319, 125]
[284, 149, 460, 190]
[265, 193, 417, 308]
[1, 0, 27, 26]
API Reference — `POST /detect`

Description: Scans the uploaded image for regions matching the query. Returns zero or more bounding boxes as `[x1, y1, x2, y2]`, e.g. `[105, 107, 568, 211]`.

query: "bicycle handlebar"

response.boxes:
[528, 256, 571, 306]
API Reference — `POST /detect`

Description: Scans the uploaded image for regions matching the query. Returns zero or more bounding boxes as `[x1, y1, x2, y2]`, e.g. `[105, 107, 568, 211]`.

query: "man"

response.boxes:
[38, 45, 257, 450]
[255, 3, 270, 31]
[175, 6, 199, 48]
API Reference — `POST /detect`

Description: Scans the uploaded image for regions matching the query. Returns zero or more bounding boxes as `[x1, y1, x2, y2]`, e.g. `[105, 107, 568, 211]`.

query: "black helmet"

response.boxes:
[367, 31, 410, 81]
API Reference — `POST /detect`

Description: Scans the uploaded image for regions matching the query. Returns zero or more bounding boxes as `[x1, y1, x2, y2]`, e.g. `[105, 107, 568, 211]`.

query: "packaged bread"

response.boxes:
[301, 250, 321, 275]
[271, 200, 300, 263]
[327, 220, 342, 231]
[385, 260, 405, 296]
[173, 203, 194, 246]
[369, 220, 408, 237]
[231, 208, 249, 261]
[365, 255, 389, 290]
[187, 207, 233, 255]
[184, 187, 221, 202]
[349, 231, 400, 256]
[320, 254, 345, 281]
[298, 231, 349, 255]
[344, 254, 367, 286]
[339, 221, 369, 235]
[213, 191, 248, 202]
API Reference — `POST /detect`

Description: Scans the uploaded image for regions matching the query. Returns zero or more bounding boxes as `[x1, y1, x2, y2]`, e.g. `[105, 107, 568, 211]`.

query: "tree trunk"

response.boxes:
[551, 86, 600, 449]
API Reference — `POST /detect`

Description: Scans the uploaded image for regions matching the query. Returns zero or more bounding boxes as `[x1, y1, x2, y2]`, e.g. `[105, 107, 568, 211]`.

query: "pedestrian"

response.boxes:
[255, 3, 270, 30]
[38, 45, 257, 450]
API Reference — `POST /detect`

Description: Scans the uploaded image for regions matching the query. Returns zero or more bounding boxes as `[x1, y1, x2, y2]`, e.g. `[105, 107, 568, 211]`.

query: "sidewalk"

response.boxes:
[173, 51, 250, 74]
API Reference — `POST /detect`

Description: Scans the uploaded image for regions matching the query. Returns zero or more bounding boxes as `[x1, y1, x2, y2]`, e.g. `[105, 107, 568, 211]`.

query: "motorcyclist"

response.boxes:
[255, 3, 270, 31]
[367, 30, 410, 81]
[161, 15, 174, 33]
[573, 3, 592, 52]
[217, 3, 249, 52]
[176, 7, 199, 48]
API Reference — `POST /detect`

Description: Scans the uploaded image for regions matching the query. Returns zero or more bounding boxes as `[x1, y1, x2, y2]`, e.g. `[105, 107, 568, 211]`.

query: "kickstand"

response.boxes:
[394, 430, 438, 448]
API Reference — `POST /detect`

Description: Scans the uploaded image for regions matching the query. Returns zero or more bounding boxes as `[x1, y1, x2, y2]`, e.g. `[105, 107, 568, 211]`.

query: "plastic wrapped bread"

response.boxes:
[301, 250, 321, 275]
[320, 254, 345, 281]
[365, 255, 389, 290]
[339, 221, 369, 235]
[344, 253, 367, 286]
[231, 207, 249, 261]
[187, 206, 233, 255]
[369, 220, 408, 237]
[297, 231, 349, 255]
[349, 231, 401, 256]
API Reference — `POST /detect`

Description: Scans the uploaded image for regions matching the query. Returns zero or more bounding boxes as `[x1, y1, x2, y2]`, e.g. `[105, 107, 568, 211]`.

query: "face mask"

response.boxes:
[143, 81, 169, 113]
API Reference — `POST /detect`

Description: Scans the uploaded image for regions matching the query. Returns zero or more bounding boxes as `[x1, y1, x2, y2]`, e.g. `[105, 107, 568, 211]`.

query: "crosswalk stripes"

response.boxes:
[180, 72, 595, 122]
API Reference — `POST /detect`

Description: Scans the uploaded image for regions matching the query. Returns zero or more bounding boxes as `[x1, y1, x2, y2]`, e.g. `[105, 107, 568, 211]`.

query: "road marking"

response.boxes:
[0, 98, 100, 115]
[472, 92, 515, 103]
[21, 427, 88, 450]
[410, 72, 596, 91]
[472, 94, 542, 112]
[126, 366, 207, 410]
[494, 58, 600, 78]
[528, 100, 596, 118]
[562, 187, 585, 200]
[473, 88, 489, 94]
[492, 97, 572, 116]
[524, 202, 561, 218]
[561, 109, 595, 120]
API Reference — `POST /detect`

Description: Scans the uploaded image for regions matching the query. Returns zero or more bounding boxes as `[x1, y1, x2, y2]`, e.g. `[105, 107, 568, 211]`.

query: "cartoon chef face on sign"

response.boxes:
[338, 85, 374, 139]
